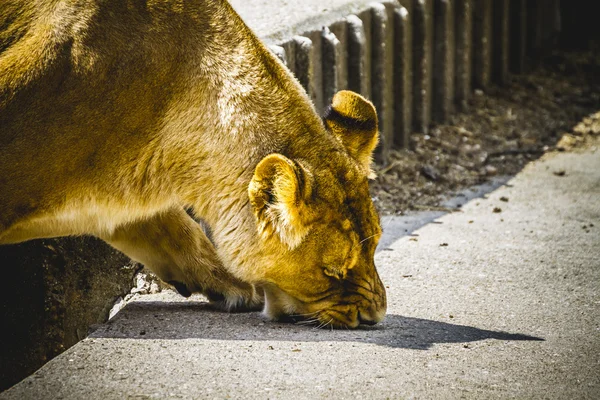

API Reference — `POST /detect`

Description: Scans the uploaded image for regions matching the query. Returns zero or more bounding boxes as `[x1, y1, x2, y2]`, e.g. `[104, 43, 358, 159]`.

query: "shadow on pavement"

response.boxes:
[91, 301, 543, 350]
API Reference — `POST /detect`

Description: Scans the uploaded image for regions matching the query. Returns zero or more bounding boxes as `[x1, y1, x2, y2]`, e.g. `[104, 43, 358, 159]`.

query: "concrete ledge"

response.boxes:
[231, 0, 399, 46]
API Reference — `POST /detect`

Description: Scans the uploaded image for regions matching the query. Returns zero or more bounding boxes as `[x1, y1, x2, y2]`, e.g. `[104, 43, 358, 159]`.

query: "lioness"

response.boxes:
[0, 0, 386, 328]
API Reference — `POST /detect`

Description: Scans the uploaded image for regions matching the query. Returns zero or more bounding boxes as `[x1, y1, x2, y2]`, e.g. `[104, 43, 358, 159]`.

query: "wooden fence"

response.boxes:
[269, 0, 562, 164]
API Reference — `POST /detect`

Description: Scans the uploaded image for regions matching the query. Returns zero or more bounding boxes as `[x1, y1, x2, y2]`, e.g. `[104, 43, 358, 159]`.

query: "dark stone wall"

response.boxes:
[0, 237, 138, 391]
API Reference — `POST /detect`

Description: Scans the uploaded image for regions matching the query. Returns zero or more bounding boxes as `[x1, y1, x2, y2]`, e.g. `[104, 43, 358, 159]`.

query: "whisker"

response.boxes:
[363, 215, 394, 244]
[296, 318, 319, 326]
[316, 315, 334, 330]
[348, 209, 394, 254]
[355, 216, 393, 250]
[291, 310, 322, 328]
[358, 233, 380, 246]
[290, 311, 320, 318]
[381, 214, 394, 233]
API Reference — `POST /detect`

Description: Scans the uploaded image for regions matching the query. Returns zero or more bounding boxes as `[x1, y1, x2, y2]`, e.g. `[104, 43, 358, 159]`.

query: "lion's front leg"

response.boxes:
[101, 207, 263, 311]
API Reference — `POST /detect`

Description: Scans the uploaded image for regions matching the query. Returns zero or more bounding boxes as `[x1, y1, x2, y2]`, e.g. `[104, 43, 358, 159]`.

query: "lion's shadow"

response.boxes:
[90, 301, 543, 350]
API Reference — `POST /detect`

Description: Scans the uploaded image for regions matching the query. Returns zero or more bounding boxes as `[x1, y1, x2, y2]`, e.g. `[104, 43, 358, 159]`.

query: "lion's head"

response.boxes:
[248, 91, 386, 328]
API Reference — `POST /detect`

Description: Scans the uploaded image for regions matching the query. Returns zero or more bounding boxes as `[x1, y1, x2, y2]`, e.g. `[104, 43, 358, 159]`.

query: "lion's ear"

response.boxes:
[248, 154, 312, 249]
[323, 90, 379, 178]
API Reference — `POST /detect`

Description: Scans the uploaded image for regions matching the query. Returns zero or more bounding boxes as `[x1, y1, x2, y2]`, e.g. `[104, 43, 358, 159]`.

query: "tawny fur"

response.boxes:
[0, 0, 386, 327]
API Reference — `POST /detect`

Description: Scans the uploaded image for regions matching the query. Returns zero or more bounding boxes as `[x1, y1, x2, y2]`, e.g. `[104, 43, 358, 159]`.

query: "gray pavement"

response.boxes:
[3, 144, 599, 399]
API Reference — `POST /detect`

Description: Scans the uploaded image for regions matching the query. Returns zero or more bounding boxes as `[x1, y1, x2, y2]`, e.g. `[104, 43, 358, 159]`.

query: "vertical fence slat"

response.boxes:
[330, 20, 350, 95]
[269, 45, 288, 67]
[473, 0, 492, 90]
[370, 2, 393, 164]
[347, 14, 371, 100]
[509, 0, 527, 74]
[527, 0, 543, 66]
[322, 27, 342, 108]
[493, 0, 510, 84]
[454, 0, 473, 110]
[305, 31, 324, 114]
[412, 0, 433, 134]
[290, 36, 313, 98]
[391, 5, 413, 148]
[358, 10, 374, 101]
[433, 0, 455, 123]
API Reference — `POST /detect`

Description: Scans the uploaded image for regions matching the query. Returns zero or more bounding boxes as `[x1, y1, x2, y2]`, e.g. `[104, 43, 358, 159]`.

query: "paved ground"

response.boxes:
[3, 143, 599, 399]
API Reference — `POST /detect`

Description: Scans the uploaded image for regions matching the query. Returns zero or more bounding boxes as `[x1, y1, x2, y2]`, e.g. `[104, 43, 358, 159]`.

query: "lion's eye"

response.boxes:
[323, 266, 346, 280]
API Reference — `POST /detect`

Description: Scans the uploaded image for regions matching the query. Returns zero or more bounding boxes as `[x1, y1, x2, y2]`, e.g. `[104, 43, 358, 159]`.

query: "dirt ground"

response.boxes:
[371, 50, 600, 215]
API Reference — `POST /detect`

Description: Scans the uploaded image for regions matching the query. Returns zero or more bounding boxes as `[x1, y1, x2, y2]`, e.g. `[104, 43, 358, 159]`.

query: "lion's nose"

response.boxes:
[358, 293, 387, 325]
[358, 311, 378, 325]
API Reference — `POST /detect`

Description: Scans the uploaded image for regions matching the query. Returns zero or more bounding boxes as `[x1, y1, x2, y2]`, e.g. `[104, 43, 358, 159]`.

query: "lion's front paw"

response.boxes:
[167, 280, 193, 297]
[205, 284, 264, 312]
